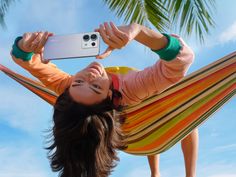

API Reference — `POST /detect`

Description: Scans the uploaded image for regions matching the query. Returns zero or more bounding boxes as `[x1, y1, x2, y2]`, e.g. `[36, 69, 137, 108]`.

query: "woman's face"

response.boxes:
[69, 62, 112, 105]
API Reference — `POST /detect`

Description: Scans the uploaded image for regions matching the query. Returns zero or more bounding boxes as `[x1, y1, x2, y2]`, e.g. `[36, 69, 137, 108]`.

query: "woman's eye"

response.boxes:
[93, 84, 101, 89]
[75, 80, 83, 83]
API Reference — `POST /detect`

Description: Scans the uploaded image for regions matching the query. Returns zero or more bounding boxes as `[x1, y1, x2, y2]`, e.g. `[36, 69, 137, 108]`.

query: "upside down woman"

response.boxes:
[11, 22, 198, 177]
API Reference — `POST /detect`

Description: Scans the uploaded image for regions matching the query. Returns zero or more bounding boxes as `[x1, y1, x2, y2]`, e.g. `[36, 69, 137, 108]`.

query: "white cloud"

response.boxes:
[23, 0, 81, 33]
[208, 174, 236, 177]
[125, 167, 150, 177]
[0, 173, 46, 177]
[3, 0, 85, 35]
[0, 86, 52, 133]
[213, 143, 236, 152]
[219, 21, 236, 43]
[0, 46, 22, 71]
[198, 162, 236, 177]
[0, 146, 51, 177]
[186, 21, 236, 51]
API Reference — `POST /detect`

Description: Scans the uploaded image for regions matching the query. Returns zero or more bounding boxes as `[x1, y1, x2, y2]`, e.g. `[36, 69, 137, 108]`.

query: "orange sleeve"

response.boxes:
[11, 52, 72, 95]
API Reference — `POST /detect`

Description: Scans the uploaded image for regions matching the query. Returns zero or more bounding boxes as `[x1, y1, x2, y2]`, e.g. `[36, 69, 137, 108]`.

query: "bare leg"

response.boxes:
[147, 154, 161, 177]
[181, 129, 199, 177]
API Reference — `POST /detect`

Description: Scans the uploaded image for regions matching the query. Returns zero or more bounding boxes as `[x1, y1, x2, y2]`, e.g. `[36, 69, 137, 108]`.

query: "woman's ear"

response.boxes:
[108, 89, 113, 99]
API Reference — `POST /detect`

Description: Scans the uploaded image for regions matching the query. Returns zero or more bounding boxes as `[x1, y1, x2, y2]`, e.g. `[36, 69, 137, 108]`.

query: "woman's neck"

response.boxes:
[107, 73, 119, 90]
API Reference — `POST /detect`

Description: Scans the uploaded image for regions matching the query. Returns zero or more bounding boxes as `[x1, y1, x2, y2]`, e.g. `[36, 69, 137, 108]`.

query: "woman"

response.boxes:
[11, 22, 197, 177]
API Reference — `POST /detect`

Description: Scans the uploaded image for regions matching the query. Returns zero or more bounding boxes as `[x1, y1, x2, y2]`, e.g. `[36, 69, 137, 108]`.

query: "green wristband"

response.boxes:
[151, 33, 182, 61]
[12, 36, 34, 61]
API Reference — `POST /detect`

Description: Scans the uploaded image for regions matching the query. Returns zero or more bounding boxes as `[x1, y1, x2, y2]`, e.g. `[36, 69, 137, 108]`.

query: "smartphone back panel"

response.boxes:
[43, 32, 100, 60]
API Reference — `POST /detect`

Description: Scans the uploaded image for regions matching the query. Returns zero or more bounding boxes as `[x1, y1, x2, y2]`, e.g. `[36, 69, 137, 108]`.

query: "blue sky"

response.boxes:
[0, 0, 235, 177]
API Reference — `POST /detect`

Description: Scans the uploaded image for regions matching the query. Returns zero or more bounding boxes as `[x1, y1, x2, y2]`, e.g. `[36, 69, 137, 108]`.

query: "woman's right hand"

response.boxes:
[18, 31, 53, 63]
[95, 22, 141, 59]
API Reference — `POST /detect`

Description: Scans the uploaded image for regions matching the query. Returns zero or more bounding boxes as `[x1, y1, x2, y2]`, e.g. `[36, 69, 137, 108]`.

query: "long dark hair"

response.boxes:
[46, 88, 127, 177]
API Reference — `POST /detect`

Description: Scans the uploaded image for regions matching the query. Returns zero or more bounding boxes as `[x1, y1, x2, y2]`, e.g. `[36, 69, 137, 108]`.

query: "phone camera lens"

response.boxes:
[91, 34, 97, 40]
[83, 34, 90, 41]
[91, 42, 96, 46]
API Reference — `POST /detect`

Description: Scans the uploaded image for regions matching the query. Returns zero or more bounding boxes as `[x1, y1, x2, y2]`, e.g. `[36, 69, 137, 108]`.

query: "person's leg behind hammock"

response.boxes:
[148, 154, 161, 177]
[147, 129, 199, 177]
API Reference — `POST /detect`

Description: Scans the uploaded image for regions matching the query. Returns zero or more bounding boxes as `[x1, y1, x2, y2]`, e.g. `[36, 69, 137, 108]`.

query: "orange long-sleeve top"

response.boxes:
[11, 34, 194, 106]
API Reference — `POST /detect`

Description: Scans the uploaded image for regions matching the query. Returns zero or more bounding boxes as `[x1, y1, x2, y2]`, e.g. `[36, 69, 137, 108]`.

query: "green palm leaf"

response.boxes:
[103, 0, 216, 42]
[0, 0, 16, 28]
[103, 0, 170, 32]
[164, 0, 216, 42]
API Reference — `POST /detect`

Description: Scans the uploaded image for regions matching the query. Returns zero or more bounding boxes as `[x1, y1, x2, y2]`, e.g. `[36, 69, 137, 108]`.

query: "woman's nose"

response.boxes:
[86, 72, 96, 82]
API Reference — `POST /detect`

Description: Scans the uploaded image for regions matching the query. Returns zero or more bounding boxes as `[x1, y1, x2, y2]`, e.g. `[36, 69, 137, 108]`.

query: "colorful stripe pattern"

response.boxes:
[1, 52, 235, 155]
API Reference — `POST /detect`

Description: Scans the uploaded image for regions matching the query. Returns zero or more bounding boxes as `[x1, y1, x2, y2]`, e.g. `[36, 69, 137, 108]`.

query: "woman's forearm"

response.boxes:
[133, 23, 168, 50]
[11, 35, 72, 95]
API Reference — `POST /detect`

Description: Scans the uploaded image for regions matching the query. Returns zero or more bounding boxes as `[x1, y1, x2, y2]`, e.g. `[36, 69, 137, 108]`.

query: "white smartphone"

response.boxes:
[43, 32, 100, 60]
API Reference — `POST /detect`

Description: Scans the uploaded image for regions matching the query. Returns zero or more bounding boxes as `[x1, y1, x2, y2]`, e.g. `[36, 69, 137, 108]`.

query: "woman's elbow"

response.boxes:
[187, 47, 195, 65]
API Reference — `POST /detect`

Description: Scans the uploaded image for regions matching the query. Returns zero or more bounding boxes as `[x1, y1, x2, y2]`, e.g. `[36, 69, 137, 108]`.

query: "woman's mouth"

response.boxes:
[88, 63, 103, 76]
[87, 67, 101, 76]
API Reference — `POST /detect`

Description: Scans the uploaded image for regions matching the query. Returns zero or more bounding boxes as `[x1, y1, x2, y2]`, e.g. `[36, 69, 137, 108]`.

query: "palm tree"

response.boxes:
[0, 0, 15, 29]
[0, 0, 215, 42]
[103, 0, 216, 42]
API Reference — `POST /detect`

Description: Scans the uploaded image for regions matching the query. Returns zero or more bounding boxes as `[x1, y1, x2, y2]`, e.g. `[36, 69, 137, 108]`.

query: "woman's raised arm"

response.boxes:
[11, 32, 72, 95]
[95, 22, 194, 104]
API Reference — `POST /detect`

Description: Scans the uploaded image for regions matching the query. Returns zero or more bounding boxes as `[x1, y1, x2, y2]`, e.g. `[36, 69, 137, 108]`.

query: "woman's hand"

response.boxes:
[18, 31, 53, 63]
[95, 22, 141, 59]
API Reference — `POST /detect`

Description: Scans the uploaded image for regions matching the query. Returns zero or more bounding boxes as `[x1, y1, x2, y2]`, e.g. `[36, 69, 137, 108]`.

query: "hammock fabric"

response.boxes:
[1, 51, 235, 155]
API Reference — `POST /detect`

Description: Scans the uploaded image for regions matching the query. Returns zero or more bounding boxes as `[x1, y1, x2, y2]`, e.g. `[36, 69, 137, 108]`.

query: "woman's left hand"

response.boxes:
[95, 22, 141, 59]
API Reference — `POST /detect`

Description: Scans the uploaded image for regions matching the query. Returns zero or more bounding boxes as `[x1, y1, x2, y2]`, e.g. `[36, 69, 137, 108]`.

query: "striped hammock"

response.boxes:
[1, 51, 235, 155]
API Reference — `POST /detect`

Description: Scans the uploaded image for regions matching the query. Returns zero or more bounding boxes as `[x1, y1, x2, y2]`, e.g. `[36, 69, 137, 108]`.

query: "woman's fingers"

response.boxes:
[19, 31, 54, 55]
[38, 32, 54, 63]
[97, 22, 131, 51]
[104, 22, 124, 48]
[40, 53, 50, 64]
[94, 28, 99, 32]
[20, 33, 38, 52]
[110, 22, 129, 43]
[23, 32, 38, 45]
[96, 22, 130, 59]
[99, 24, 120, 49]
[96, 46, 113, 59]
[30, 32, 44, 50]
[48, 32, 54, 36]
[34, 32, 50, 53]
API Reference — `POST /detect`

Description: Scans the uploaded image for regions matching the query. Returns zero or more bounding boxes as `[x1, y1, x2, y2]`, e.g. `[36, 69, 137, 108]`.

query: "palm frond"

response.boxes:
[104, 0, 216, 43]
[163, 0, 216, 43]
[103, 0, 169, 32]
[0, 0, 16, 29]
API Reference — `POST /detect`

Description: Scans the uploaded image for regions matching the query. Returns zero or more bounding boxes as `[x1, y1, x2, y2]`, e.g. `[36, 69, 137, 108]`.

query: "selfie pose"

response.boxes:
[11, 22, 197, 177]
